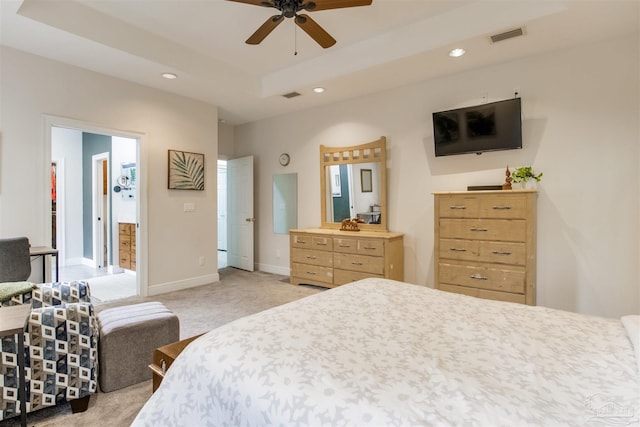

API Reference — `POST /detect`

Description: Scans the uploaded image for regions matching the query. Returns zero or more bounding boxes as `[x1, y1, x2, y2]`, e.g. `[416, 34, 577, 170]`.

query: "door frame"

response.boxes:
[92, 153, 109, 269]
[43, 115, 149, 297]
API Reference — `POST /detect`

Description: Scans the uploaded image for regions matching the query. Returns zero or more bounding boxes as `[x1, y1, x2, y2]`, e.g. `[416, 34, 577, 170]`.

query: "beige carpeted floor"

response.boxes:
[0, 267, 322, 427]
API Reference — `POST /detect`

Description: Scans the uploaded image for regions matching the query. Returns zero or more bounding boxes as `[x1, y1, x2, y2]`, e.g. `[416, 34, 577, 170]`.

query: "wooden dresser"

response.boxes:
[434, 190, 537, 305]
[118, 222, 136, 271]
[290, 228, 404, 288]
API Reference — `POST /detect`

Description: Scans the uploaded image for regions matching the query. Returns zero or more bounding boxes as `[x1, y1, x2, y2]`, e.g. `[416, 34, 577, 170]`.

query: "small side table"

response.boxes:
[148, 334, 203, 392]
[0, 304, 31, 427]
[29, 246, 59, 282]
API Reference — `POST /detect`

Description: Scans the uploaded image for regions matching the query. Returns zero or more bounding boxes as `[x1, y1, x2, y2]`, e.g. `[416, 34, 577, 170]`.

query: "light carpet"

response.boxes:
[0, 267, 322, 427]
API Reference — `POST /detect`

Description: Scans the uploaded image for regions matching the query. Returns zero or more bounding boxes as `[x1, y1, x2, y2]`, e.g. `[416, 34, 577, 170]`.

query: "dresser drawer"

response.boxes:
[439, 239, 479, 262]
[292, 262, 333, 284]
[438, 195, 527, 219]
[439, 239, 526, 266]
[477, 195, 527, 219]
[438, 196, 480, 218]
[438, 262, 525, 294]
[334, 238, 385, 257]
[334, 269, 382, 286]
[119, 236, 131, 251]
[334, 253, 384, 275]
[439, 218, 526, 242]
[119, 222, 133, 236]
[119, 252, 131, 268]
[477, 241, 525, 266]
[438, 283, 526, 304]
[333, 237, 358, 253]
[291, 248, 333, 267]
[292, 234, 333, 251]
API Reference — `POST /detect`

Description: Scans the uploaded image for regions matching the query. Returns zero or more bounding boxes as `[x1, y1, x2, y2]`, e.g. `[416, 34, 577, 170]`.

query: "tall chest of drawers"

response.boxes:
[290, 228, 404, 288]
[434, 190, 537, 305]
[118, 222, 136, 271]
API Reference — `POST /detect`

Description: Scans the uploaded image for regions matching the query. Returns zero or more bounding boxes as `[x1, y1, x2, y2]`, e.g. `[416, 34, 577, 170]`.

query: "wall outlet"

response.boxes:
[184, 203, 195, 212]
[481, 92, 488, 104]
[199, 256, 205, 266]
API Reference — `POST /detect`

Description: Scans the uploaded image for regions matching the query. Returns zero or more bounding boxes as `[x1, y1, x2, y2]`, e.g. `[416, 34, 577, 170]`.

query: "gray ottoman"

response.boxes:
[97, 301, 180, 392]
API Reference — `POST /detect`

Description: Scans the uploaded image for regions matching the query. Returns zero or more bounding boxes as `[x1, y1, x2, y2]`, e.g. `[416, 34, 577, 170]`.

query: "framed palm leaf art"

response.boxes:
[168, 149, 205, 190]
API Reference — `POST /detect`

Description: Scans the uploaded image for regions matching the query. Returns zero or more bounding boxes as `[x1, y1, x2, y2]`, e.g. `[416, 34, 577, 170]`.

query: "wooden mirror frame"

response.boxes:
[320, 136, 388, 232]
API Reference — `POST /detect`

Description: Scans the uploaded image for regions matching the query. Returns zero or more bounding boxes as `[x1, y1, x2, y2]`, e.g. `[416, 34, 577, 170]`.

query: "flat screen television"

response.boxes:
[433, 98, 522, 157]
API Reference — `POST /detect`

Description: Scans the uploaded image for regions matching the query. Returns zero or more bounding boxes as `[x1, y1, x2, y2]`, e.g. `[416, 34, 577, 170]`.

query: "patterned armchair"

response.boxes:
[0, 281, 99, 421]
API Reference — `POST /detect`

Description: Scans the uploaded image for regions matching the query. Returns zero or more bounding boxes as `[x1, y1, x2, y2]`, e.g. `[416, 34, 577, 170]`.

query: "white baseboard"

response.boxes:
[147, 273, 220, 296]
[256, 263, 290, 276]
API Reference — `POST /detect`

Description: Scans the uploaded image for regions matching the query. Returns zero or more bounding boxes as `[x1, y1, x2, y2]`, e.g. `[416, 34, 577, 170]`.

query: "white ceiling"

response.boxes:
[1, 0, 638, 125]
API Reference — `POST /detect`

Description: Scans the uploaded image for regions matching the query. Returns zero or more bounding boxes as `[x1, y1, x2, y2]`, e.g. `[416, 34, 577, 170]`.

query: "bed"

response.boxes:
[132, 278, 639, 426]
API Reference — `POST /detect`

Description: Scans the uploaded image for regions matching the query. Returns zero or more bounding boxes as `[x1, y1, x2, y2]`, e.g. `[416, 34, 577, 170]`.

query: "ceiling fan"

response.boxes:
[227, 0, 373, 49]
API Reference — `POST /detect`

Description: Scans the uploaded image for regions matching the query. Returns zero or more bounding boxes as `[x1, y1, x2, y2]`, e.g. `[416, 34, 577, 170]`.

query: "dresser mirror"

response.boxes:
[320, 136, 387, 231]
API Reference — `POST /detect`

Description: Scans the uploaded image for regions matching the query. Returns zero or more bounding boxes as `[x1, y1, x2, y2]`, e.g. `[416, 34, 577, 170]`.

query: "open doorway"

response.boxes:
[51, 125, 139, 302]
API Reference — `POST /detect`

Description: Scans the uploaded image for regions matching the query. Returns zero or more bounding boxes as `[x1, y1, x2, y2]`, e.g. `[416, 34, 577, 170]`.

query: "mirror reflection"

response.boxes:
[325, 162, 381, 224]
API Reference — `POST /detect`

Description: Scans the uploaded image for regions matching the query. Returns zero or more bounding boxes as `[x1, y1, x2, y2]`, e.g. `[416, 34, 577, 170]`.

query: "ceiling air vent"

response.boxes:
[282, 91, 301, 99]
[490, 27, 525, 43]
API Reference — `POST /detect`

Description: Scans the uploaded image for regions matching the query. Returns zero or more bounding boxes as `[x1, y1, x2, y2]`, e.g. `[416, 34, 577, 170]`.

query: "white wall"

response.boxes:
[0, 46, 219, 295]
[235, 34, 639, 318]
[51, 127, 83, 266]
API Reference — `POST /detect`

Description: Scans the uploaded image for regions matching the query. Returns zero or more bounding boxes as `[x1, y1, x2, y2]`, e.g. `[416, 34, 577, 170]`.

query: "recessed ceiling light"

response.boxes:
[313, 87, 325, 93]
[161, 73, 177, 79]
[449, 48, 466, 58]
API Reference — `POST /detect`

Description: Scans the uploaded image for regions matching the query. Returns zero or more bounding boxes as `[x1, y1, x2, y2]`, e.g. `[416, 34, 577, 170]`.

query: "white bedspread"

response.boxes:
[133, 278, 639, 426]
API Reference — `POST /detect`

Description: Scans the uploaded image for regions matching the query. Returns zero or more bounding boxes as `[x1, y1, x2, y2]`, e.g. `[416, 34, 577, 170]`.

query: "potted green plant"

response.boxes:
[512, 166, 542, 189]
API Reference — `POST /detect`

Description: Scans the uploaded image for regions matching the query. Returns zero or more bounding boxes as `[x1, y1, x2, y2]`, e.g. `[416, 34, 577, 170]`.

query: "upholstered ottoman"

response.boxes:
[97, 302, 179, 392]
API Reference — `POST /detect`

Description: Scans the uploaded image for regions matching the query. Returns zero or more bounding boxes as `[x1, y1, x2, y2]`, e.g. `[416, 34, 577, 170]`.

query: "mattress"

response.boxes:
[132, 278, 639, 426]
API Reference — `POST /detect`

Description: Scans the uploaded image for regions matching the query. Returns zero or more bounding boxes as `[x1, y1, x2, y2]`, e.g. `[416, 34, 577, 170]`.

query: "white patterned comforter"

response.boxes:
[133, 278, 639, 426]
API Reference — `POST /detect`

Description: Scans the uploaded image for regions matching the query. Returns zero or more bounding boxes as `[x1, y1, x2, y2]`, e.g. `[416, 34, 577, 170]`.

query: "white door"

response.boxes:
[227, 156, 254, 271]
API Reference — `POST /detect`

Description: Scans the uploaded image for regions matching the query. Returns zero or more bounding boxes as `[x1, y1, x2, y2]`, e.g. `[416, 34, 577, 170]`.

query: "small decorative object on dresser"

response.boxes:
[340, 217, 364, 231]
[511, 166, 542, 190]
[502, 165, 512, 190]
[434, 190, 537, 305]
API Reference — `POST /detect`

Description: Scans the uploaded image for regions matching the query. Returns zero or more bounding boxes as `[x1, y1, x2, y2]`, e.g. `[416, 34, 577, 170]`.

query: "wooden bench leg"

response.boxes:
[70, 395, 91, 413]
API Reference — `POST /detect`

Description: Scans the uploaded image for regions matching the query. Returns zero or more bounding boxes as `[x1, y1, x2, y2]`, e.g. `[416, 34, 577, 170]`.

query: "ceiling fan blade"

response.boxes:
[226, 0, 275, 8]
[295, 14, 336, 48]
[303, 0, 372, 11]
[246, 15, 284, 45]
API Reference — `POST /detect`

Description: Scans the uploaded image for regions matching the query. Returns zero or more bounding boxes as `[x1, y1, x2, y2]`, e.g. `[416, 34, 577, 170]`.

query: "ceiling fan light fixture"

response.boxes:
[313, 87, 325, 93]
[449, 48, 466, 58]
[161, 72, 178, 79]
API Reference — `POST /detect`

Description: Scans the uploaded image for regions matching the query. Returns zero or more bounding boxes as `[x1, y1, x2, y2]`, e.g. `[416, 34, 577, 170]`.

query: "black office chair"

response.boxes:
[0, 237, 31, 282]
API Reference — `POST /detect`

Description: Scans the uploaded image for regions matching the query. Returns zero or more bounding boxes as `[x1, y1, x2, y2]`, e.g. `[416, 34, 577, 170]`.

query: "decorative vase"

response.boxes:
[525, 180, 537, 190]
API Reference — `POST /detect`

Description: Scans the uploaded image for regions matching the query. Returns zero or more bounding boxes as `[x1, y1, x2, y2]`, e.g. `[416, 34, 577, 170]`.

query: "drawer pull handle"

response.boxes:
[469, 273, 488, 280]
[315, 242, 327, 246]
[492, 206, 512, 210]
[351, 262, 363, 266]
[492, 251, 512, 256]
[470, 227, 488, 232]
[339, 245, 351, 248]
[297, 239, 307, 244]
[363, 247, 376, 250]
[306, 271, 317, 275]
[449, 205, 467, 210]
[306, 256, 317, 260]
[450, 248, 467, 252]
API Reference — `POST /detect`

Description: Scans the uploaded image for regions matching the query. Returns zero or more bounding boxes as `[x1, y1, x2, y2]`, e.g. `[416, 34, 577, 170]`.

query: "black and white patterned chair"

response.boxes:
[0, 281, 99, 420]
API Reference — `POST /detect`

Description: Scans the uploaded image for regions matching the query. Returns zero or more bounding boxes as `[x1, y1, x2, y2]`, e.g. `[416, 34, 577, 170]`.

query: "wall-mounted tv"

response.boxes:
[433, 98, 522, 157]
